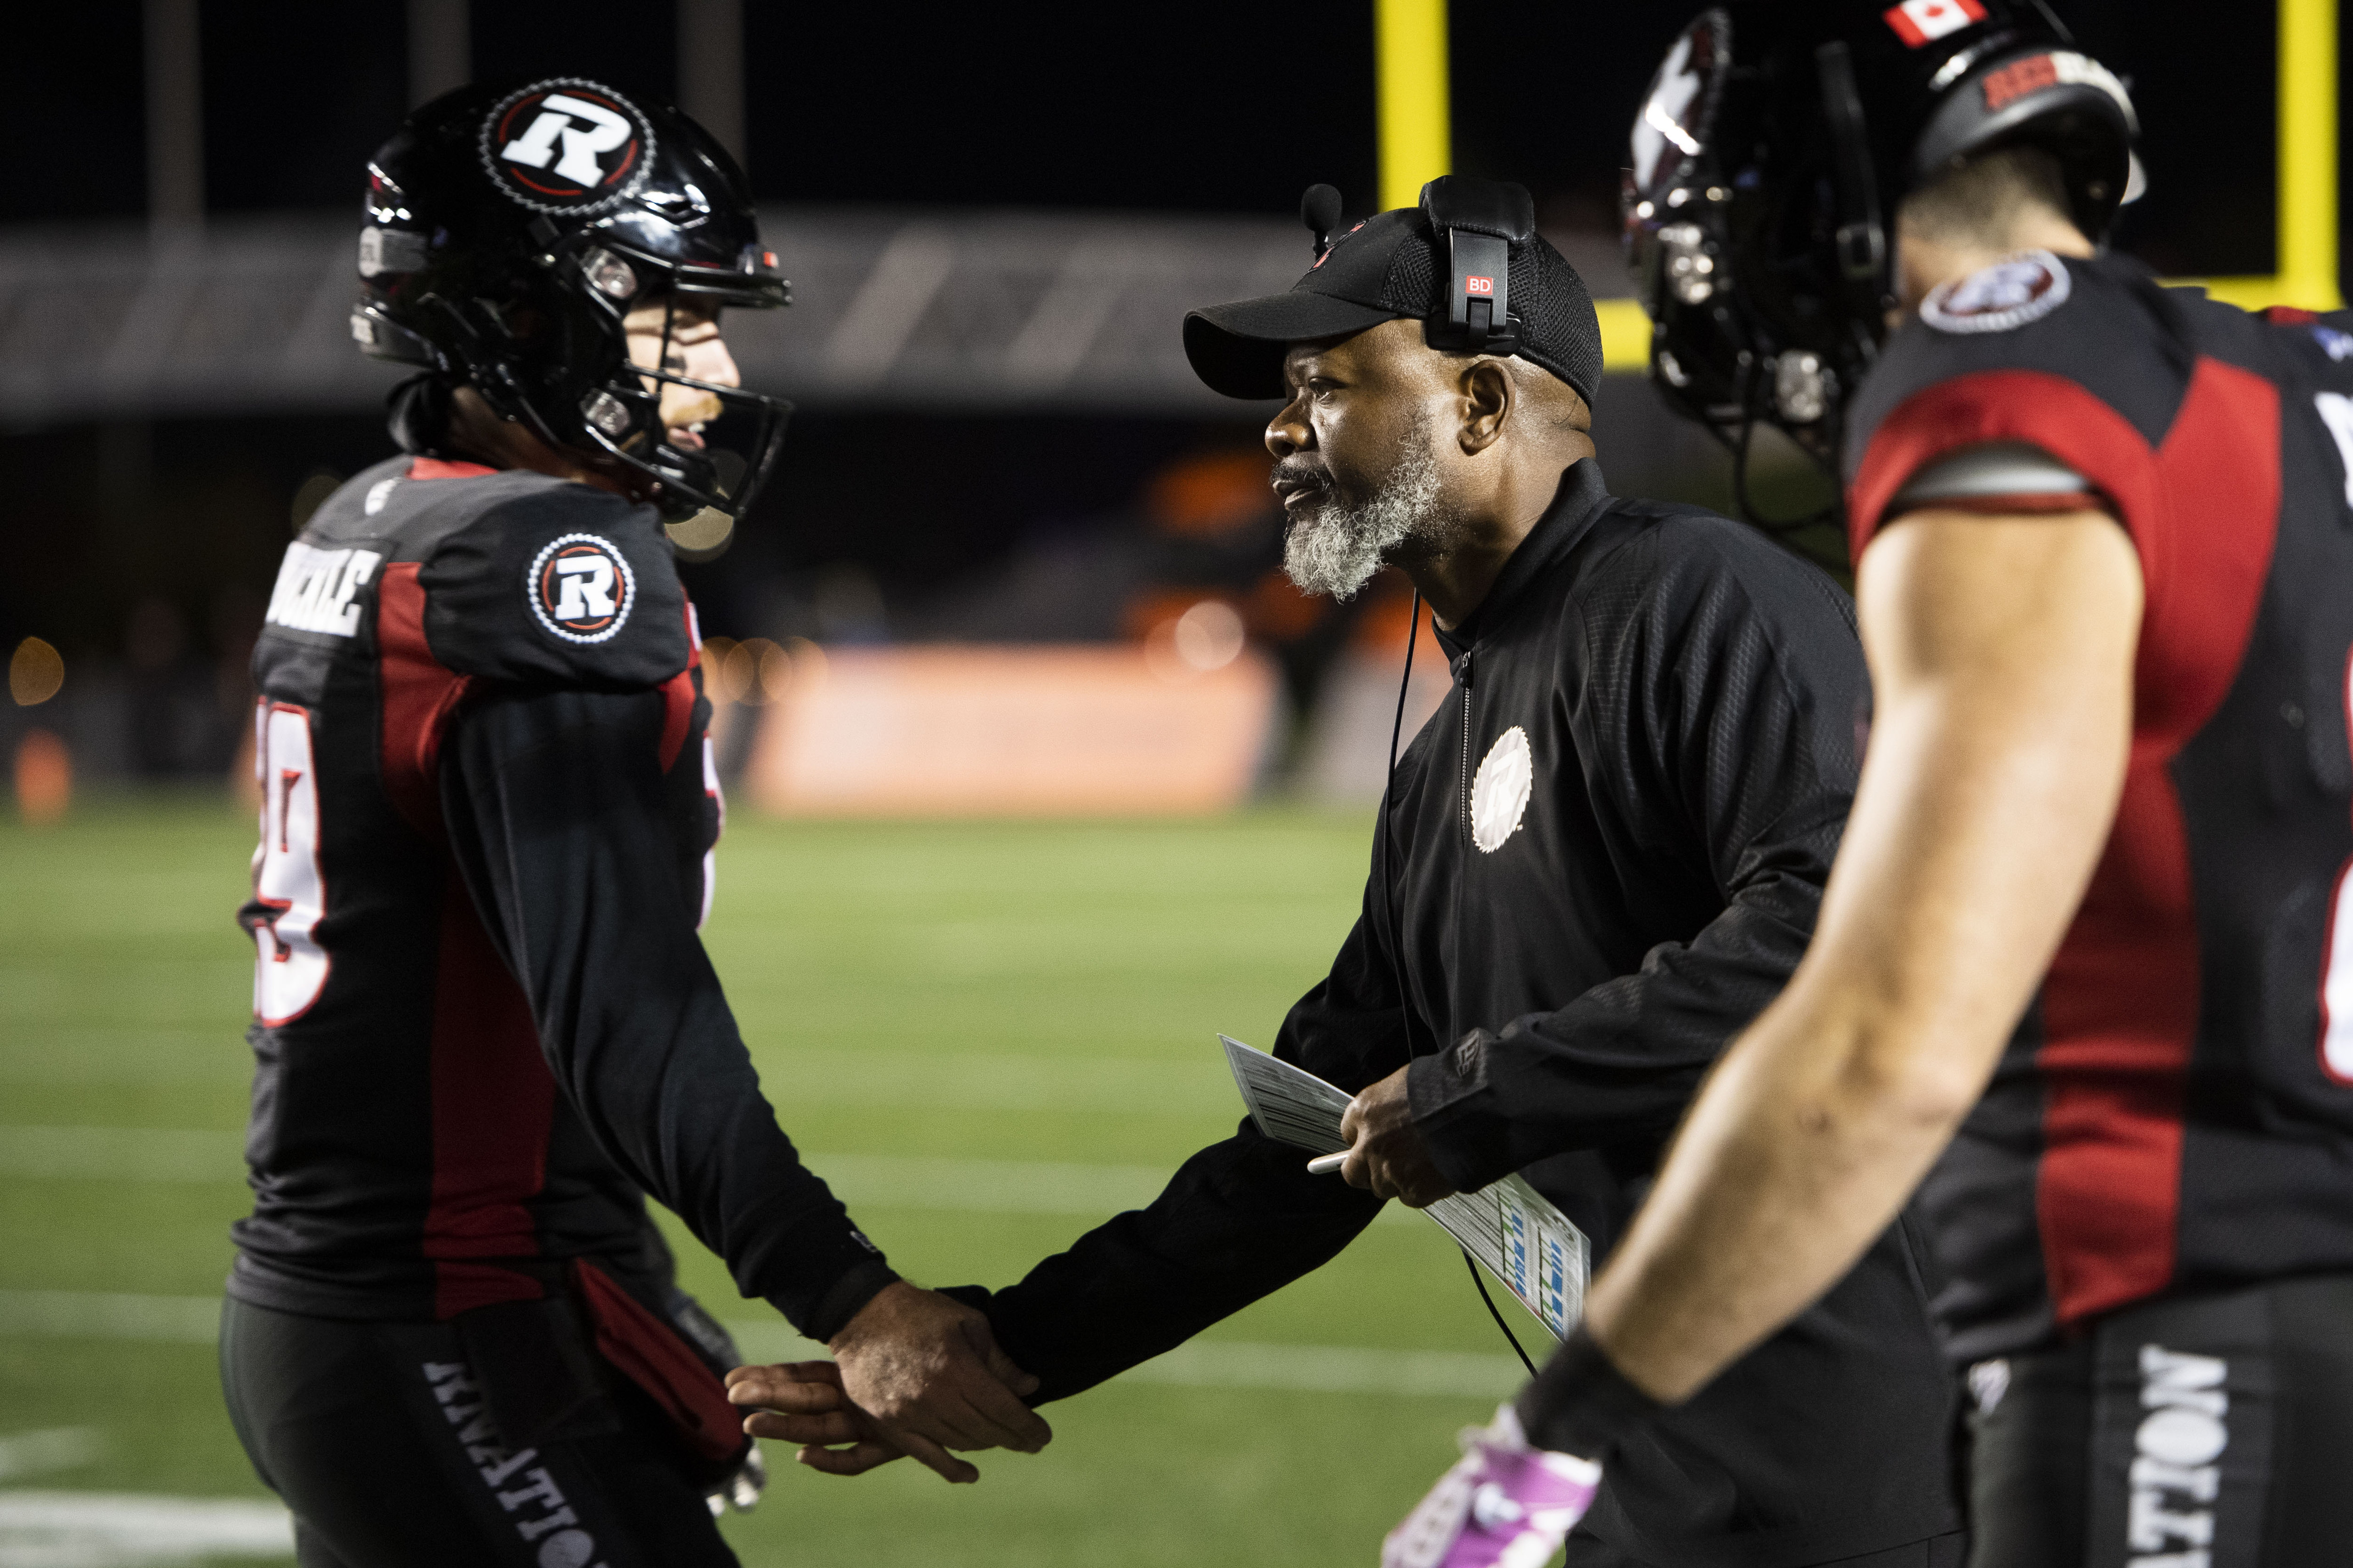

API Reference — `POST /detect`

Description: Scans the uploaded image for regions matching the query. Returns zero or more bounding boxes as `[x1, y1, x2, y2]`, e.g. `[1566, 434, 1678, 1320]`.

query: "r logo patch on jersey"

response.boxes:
[528, 534, 637, 644]
[1920, 250, 2073, 335]
[480, 79, 655, 216]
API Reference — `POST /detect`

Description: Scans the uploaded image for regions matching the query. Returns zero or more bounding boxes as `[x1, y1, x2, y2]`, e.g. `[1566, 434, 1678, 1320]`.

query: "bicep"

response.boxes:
[1808, 509, 2142, 1093]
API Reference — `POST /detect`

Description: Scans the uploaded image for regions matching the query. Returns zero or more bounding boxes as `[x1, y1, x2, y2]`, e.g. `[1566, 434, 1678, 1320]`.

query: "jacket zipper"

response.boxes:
[1457, 650, 1474, 846]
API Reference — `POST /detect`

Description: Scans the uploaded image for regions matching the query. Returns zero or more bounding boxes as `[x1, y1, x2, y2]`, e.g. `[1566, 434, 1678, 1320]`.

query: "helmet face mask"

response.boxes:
[1625, 1, 2139, 503]
[351, 79, 793, 524]
[1625, 10, 1856, 480]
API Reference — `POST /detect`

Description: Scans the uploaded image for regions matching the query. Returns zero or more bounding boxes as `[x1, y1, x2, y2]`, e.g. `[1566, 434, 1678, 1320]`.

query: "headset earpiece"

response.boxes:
[1419, 176, 1533, 355]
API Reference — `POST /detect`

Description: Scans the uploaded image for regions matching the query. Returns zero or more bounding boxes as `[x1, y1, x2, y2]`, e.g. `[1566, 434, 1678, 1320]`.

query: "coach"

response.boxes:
[740, 180, 1961, 1567]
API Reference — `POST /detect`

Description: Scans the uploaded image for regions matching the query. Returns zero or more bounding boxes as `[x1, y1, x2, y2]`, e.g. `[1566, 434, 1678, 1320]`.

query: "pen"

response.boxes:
[1307, 1151, 1349, 1175]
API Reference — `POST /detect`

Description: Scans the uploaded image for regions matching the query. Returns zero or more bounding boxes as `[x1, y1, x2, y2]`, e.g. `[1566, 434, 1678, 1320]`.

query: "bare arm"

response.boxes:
[1574, 510, 2142, 1402]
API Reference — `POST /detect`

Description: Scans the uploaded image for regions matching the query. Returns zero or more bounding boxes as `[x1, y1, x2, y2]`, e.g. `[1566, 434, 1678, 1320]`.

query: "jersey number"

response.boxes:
[252, 702, 330, 1024]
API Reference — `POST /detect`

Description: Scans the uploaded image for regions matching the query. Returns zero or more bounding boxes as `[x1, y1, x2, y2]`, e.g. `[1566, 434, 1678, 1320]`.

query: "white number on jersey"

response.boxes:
[2314, 392, 2353, 508]
[252, 702, 330, 1024]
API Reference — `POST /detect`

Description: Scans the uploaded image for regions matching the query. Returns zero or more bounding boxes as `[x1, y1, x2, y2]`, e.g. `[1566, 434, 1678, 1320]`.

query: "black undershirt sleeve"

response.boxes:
[972, 879, 1409, 1402]
[1408, 535, 1862, 1192]
[441, 683, 897, 1342]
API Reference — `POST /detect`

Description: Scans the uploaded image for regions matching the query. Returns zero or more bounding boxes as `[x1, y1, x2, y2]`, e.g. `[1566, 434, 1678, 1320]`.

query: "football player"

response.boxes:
[1391, 3, 2353, 1565]
[222, 81, 1048, 1567]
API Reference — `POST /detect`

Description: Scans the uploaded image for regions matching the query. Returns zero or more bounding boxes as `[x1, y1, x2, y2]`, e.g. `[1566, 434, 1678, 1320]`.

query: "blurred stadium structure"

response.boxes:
[1, 0, 2339, 821]
[0, 208, 1637, 426]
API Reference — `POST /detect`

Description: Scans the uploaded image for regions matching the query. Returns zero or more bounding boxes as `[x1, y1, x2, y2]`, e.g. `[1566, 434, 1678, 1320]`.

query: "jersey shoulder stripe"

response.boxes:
[1845, 256, 2195, 538]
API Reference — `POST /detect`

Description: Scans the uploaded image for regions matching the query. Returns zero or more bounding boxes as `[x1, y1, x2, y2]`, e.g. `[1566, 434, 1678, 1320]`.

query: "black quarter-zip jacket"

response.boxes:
[971, 461, 1960, 1568]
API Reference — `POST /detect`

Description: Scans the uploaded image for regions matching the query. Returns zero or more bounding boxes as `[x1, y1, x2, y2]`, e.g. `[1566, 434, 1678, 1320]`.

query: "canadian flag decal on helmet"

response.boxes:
[1882, 0, 1985, 48]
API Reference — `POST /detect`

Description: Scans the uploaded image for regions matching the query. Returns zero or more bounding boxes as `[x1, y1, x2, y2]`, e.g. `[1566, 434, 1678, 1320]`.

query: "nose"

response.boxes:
[687, 334, 742, 390]
[1265, 392, 1311, 459]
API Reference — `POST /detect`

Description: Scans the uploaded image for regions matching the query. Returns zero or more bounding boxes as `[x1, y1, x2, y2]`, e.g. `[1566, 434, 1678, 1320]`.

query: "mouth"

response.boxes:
[1271, 472, 1330, 514]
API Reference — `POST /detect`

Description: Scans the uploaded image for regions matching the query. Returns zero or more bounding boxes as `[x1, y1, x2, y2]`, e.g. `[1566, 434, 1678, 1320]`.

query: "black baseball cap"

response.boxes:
[1184, 181, 1605, 408]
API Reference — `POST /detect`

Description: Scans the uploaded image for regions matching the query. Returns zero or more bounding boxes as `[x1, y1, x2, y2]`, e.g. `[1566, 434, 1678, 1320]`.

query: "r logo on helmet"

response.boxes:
[480, 79, 656, 216]
[528, 534, 638, 644]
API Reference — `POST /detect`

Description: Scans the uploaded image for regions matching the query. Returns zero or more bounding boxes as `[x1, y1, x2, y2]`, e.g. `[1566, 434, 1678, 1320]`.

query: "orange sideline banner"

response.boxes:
[743, 645, 1279, 816]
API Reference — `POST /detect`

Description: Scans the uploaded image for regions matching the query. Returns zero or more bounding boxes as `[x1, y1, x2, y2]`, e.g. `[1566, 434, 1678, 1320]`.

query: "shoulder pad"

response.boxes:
[417, 480, 689, 690]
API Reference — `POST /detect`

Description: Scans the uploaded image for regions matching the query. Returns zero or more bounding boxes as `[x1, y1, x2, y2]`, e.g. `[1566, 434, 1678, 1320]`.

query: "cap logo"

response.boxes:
[527, 533, 638, 643]
[1465, 276, 1495, 296]
[1311, 219, 1368, 270]
[1882, 0, 1985, 47]
[480, 79, 656, 216]
[1920, 249, 2073, 335]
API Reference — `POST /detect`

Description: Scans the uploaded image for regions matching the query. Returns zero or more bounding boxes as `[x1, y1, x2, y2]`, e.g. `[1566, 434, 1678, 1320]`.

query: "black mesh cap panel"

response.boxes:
[1183, 196, 1606, 408]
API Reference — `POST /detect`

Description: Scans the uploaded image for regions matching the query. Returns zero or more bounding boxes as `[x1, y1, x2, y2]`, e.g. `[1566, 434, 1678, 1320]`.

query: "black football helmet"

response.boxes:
[1623, 1, 2137, 502]
[352, 78, 792, 522]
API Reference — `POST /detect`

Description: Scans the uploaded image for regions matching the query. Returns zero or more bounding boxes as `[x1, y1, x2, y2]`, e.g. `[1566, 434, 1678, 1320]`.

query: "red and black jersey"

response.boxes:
[230, 455, 895, 1339]
[1844, 250, 2353, 1362]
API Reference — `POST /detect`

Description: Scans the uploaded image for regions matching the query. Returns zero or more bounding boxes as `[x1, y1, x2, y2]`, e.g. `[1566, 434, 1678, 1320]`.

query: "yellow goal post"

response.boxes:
[1374, 0, 2342, 373]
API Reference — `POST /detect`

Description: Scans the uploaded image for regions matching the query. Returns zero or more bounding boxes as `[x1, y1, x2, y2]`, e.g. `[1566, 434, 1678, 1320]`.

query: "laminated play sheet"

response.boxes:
[1219, 1034, 1588, 1339]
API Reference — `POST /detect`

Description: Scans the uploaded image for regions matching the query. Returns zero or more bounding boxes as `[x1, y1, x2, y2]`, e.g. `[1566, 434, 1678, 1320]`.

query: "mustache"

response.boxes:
[1270, 456, 1335, 497]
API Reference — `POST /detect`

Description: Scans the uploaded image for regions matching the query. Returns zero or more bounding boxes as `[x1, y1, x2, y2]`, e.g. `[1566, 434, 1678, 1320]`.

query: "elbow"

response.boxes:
[1822, 1028, 1987, 1137]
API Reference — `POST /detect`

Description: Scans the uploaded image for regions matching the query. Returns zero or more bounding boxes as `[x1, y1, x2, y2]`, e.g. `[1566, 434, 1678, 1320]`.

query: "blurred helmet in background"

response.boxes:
[351, 78, 793, 521]
[1624, 1, 2138, 464]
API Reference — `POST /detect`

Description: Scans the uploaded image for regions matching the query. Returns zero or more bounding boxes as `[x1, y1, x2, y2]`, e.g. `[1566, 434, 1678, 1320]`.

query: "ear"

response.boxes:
[1458, 359, 1513, 455]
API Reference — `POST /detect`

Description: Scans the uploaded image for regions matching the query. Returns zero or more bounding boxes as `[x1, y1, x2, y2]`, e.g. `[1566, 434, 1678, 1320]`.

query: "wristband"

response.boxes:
[1513, 1324, 1665, 1459]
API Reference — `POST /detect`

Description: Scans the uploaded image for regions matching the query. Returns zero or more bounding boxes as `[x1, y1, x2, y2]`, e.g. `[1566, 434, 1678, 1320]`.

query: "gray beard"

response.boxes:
[1280, 441, 1444, 601]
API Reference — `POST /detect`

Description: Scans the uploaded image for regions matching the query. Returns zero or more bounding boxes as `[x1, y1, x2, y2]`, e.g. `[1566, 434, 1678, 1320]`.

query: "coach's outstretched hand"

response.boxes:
[725, 1282, 1049, 1484]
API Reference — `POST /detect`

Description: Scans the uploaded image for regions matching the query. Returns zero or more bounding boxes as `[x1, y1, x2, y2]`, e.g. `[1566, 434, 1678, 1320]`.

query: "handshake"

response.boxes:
[725, 1280, 1051, 1485]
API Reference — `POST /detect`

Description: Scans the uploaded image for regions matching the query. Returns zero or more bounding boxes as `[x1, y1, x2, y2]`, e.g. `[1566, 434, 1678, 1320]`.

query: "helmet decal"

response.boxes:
[480, 79, 657, 216]
[1630, 12, 1727, 206]
[528, 533, 638, 643]
[1982, 51, 2137, 125]
[1882, 0, 1985, 48]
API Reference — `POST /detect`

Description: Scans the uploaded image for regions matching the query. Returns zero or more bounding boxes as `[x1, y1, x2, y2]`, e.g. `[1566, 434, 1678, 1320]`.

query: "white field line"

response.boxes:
[0, 1294, 219, 1344]
[0, 1491, 293, 1563]
[0, 1130, 244, 1184]
[0, 1291, 1520, 1400]
[0, 1046, 1246, 1113]
[0, 1431, 101, 1484]
[0, 1129, 1411, 1225]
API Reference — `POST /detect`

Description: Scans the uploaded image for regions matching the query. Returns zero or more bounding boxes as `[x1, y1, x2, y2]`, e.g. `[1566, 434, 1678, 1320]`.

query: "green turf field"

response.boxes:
[0, 796, 1551, 1566]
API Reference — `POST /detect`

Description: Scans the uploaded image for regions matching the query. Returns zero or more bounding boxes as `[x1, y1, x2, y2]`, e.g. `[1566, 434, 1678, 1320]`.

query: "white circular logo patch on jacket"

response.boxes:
[528, 533, 636, 643]
[1471, 727, 1534, 854]
[1920, 249, 2073, 334]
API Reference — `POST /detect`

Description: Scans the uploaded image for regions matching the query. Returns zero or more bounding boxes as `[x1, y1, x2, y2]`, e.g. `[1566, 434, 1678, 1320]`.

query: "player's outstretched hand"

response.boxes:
[1339, 1065, 1457, 1208]
[726, 1361, 908, 1477]
[728, 1283, 1050, 1484]
[1383, 1404, 1601, 1568]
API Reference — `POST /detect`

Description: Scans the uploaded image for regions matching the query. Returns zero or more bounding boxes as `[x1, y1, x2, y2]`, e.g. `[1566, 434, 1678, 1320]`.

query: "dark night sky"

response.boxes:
[3, 1, 2327, 279]
[0, 1, 2339, 687]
